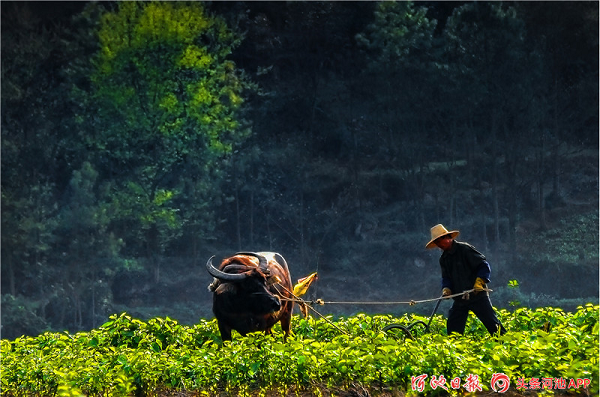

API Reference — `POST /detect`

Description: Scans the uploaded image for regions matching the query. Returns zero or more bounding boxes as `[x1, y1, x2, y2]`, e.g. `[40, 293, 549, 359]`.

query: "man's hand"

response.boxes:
[442, 287, 452, 297]
[473, 277, 486, 294]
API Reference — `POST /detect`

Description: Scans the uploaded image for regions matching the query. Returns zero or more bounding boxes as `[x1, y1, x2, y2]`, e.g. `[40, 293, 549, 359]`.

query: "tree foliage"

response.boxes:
[87, 1, 254, 281]
[1, 1, 597, 338]
[1, 0, 255, 335]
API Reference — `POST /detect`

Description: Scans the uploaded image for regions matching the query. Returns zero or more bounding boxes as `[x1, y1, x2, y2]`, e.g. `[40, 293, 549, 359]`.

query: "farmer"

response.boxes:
[426, 224, 506, 336]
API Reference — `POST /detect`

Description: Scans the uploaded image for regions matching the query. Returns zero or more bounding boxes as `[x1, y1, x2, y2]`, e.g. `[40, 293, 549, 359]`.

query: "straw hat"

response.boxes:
[425, 224, 460, 249]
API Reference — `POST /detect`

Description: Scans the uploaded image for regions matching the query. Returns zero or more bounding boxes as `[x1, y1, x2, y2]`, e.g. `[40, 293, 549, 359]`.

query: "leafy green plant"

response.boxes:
[508, 278, 521, 307]
[2, 305, 598, 396]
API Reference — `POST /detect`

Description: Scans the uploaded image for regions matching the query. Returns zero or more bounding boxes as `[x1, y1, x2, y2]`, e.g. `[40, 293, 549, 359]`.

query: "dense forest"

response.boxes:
[1, 1, 598, 340]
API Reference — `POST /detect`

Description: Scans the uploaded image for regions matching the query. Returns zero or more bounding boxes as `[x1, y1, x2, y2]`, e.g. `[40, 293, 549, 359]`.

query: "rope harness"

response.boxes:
[276, 286, 494, 337]
[276, 284, 350, 335]
[279, 287, 493, 306]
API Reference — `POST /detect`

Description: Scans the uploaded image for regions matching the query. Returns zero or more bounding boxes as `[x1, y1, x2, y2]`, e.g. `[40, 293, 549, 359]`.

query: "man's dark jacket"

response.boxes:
[440, 240, 491, 300]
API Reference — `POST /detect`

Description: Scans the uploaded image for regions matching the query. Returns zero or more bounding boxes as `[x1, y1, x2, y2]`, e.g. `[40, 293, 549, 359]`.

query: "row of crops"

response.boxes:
[1, 304, 598, 396]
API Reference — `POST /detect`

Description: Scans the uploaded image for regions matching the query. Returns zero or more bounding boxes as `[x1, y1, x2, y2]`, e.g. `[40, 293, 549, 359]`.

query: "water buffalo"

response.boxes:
[206, 251, 295, 341]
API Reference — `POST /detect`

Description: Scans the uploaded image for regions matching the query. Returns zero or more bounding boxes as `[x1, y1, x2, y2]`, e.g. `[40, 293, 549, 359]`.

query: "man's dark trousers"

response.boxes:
[447, 295, 507, 335]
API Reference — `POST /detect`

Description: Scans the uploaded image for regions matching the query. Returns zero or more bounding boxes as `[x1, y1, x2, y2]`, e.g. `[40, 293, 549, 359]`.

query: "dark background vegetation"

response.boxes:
[1, 1, 598, 340]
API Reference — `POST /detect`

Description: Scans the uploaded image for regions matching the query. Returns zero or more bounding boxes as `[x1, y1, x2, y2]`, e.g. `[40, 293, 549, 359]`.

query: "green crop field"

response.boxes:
[1, 304, 597, 396]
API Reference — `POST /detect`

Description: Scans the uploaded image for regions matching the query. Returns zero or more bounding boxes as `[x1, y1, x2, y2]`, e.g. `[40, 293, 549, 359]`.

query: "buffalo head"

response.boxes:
[206, 254, 281, 316]
[206, 252, 294, 341]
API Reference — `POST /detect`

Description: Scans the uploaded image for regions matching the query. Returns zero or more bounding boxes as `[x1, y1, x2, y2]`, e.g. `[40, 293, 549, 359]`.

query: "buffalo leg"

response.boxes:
[280, 311, 292, 340]
[218, 322, 233, 341]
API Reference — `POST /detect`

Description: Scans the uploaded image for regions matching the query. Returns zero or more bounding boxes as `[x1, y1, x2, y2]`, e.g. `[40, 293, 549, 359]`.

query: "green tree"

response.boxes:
[88, 1, 254, 280]
[356, 1, 437, 68]
[355, 1, 439, 232]
[514, 2, 599, 226]
[55, 162, 124, 330]
[1, 3, 79, 331]
[223, 2, 377, 268]
[442, 2, 545, 254]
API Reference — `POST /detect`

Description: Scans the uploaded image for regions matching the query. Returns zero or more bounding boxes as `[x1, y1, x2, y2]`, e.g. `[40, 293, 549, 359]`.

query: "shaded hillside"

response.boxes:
[1, 1, 597, 339]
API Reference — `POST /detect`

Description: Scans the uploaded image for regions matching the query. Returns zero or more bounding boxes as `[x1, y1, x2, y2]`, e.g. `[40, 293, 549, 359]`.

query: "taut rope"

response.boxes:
[276, 284, 493, 336]
[279, 288, 492, 306]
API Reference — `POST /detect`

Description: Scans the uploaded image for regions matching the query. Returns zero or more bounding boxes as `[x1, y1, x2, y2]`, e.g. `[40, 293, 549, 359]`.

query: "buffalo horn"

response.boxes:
[206, 256, 248, 281]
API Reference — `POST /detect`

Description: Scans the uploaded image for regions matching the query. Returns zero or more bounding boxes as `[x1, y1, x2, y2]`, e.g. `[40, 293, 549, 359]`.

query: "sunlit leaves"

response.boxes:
[93, 1, 248, 149]
[86, 1, 255, 277]
[179, 45, 214, 69]
[2, 305, 597, 396]
[98, 2, 214, 61]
